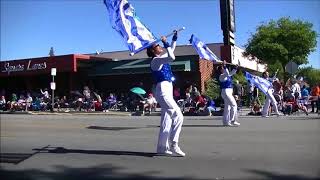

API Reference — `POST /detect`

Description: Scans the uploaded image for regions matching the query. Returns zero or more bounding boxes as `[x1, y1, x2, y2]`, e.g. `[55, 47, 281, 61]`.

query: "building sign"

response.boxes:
[231, 46, 266, 72]
[1, 60, 47, 74]
[229, 0, 235, 32]
[220, 0, 236, 45]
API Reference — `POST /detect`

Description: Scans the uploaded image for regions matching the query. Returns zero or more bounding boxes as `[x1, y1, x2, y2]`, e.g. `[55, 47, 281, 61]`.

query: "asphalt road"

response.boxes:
[1, 114, 320, 180]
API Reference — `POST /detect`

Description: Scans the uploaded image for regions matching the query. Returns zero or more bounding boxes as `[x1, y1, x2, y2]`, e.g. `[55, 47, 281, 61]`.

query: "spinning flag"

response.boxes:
[189, 34, 221, 62]
[245, 71, 272, 95]
[104, 0, 156, 54]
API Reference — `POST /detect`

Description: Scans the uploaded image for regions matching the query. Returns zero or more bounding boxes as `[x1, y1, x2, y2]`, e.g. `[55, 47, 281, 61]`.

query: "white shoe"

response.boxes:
[231, 121, 240, 126]
[223, 122, 236, 127]
[262, 115, 269, 118]
[276, 113, 283, 116]
[171, 145, 186, 157]
[157, 150, 172, 156]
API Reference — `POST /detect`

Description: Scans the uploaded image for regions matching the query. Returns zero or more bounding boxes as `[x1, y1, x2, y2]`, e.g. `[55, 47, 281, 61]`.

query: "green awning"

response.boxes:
[88, 56, 197, 76]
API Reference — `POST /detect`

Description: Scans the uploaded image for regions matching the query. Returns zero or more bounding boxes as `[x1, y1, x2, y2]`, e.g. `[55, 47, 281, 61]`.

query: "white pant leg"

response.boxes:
[221, 88, 237, 124]
[169, 102, 184, 143]
[262, 96, 271, 116]
[155, 81, 183, 152]
[268, 91, 279, 114]
[262, 89, 279, 116]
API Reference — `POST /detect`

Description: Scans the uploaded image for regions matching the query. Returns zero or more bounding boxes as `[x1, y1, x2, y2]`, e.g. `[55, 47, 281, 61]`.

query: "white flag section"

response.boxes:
[189, 34, 221, 62]
[245, 71, 272, 95]
[104, 0, 156, 54]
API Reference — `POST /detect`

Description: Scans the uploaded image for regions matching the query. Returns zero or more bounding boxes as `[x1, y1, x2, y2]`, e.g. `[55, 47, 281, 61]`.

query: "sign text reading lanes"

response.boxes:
[2, 60, 47, 74]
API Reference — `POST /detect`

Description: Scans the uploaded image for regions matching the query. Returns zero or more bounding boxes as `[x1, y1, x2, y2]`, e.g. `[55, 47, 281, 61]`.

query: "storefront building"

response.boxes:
[0, 43, 266, 98]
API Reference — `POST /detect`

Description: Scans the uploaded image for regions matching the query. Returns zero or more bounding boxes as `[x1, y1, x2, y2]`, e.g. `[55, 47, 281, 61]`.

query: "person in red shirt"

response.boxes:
[310, 83, 320, 113]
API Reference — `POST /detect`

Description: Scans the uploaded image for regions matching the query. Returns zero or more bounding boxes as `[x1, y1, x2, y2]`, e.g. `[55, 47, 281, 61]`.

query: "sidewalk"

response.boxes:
[0, 107, 253, 116]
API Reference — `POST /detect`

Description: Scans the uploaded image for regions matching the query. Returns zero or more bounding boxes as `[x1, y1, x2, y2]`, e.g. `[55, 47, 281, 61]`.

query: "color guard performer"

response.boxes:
[261, 71, 281, 117]
[147, 31, 185, 157]
[218, 60, 240, 126]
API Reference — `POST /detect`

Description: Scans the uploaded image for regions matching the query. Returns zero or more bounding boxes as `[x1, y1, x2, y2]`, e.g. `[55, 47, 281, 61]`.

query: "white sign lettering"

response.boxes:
[2, 60, 47, 74]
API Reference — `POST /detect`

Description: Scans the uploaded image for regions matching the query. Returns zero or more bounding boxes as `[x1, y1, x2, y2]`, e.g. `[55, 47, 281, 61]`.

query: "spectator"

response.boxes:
[301, 85, 309, 99]
[0, 95, 6, 111]
[25, 93, 33, 111]
[173, 87, 181, 101]
[194, 93, 206, 111]
[58, 96, 70, 112]
[40, 88, 50, 102]
[291, 79, 301, 99]
[252, 86, 261, 106]
[103, 93, 117, 111]
[143, 93, 157, 114]
[310, 83, 320, 113]
[203, 96, 216, 116]
[247, 81, 254, 107]
[233, 80, 242, 106]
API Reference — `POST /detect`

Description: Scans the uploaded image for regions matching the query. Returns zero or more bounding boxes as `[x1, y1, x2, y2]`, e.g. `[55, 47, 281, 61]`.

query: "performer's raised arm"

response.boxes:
[148, 31, 180, 71]
[219, 60, 238, 82]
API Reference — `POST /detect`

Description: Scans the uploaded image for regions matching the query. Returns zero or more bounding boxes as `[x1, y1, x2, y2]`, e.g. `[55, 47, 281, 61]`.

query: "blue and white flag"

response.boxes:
[245, 71, 272, 95]
[104, 0, 156, 54]
[189, 34, 221, 62]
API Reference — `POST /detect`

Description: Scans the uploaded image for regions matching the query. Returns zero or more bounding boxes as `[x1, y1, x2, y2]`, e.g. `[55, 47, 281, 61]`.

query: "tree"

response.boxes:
[244, 17, 318, 76]
[297, 66, 320, 87]
[204, 79, 220, 100]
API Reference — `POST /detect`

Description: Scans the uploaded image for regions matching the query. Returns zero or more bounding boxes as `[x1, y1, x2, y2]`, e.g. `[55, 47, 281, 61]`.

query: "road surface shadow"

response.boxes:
[245, 169, 320, 180]
[147, 125, 233, 128]
[0, 153, 34, 164]
[0, 164, 210, 180]
[1, 145, 50, 164]
[32, 146, 158, 158]
[87, 126, 142, 131]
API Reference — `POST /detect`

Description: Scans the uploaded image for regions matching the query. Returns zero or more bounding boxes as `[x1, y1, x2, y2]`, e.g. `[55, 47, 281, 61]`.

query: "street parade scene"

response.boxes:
[0, 0, 319, 180]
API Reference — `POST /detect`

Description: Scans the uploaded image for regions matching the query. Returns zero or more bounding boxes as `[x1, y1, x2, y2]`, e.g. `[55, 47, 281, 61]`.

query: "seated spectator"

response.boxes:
[248, 103, 262, 116]
[0, 95, 6, 111]
[58, 96, 70, 112]
[194, 93, 206, 111]
[173, 87, 181, 101]
[282, 98, 294, 115]
[203, 96, 216, 116]
[16, 94, 26, 111]
[181, 93, 194, 113]
[8, 93, 18, 111]
[31, 97, 42, 111]
[103, 93, 117, 111]
[143, 93, 157, 114]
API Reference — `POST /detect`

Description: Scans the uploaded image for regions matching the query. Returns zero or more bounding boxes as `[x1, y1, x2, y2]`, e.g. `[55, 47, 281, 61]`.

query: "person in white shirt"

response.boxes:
[147, 31, 185, 157]
[291, 80, 301, 99]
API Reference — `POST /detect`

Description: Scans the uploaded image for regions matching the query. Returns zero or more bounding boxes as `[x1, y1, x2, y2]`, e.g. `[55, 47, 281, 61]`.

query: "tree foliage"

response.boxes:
[244, 17, 318, 73]
[297, 66, 320, 87]
[204, 79, 220, 100]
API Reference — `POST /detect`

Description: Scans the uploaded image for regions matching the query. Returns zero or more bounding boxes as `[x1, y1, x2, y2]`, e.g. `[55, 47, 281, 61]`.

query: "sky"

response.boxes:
[1, 0, 319, 68]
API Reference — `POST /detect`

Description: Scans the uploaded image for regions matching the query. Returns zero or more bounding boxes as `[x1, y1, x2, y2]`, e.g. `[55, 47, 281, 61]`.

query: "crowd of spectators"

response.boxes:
[246, 78, 320, 116]
[1, 79, 318, 117]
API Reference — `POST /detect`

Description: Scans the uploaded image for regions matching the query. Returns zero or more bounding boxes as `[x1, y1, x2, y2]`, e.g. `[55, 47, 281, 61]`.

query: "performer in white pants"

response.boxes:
[147, 31, 185, 157]
[218, 61, 240, 126]
[261, 71, 281, 117]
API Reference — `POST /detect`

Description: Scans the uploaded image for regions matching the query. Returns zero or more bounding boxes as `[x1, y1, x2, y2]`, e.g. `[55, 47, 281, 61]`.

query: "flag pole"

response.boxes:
[130, 27, 186, 56]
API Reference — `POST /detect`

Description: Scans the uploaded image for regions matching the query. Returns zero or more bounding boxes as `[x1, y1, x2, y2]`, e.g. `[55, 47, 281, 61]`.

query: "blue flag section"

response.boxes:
[103, 0, 156, 54]
[189, 34, 221, 62]
[245, 71, 272, 95]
